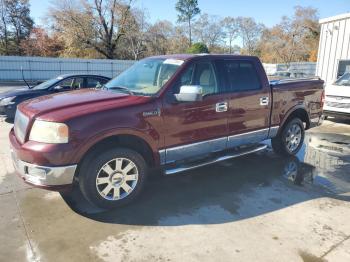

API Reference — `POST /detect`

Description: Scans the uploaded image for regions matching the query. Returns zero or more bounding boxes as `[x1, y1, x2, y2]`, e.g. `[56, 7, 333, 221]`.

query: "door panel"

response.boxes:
[215, 59, 271, 148]
[161, 61, 228, 163]
[162, 94, 229, 163]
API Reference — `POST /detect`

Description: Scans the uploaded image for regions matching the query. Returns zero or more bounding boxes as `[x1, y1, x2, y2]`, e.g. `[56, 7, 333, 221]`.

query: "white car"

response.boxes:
[323, 72, 350, 119]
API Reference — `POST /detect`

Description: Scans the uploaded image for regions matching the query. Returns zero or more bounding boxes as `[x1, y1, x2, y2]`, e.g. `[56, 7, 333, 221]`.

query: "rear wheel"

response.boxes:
[271, 118, 305, 156]
[79, 148, 148, 209]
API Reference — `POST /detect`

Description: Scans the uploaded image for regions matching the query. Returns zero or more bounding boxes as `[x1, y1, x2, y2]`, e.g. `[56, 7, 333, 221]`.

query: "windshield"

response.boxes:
[32, 77, 61, 90]
[334, 72, 350, 86]
[105, 58, 184, 95]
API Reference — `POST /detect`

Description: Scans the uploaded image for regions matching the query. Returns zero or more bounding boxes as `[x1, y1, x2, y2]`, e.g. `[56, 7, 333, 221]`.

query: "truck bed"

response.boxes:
[269, 78, 324, 128]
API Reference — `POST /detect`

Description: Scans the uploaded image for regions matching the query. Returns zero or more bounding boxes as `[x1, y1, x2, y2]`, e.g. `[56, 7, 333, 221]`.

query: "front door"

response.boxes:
[161, 61, 229, 164]
[214, 59, 271, 148]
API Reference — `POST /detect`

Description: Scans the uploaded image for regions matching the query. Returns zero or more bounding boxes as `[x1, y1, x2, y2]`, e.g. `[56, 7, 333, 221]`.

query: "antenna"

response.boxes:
[21, 66, 31, 89]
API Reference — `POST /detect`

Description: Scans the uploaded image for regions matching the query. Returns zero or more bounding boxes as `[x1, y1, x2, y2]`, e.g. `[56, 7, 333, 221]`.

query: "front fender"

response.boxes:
[72, 127, 160, 164]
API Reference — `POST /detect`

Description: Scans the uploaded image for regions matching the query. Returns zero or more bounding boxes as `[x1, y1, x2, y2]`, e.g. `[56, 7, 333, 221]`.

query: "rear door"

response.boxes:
[161, 60, 229, 164]
[215, 59, 271, 148]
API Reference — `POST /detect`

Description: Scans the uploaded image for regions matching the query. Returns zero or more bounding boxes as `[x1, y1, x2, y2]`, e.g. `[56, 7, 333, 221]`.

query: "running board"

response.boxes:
[164, 144, 267, 175]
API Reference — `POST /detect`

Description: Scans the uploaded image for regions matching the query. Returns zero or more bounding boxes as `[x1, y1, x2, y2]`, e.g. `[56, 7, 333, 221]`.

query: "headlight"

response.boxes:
[0, 96, 16, 106]
[29, 120, 69, 143]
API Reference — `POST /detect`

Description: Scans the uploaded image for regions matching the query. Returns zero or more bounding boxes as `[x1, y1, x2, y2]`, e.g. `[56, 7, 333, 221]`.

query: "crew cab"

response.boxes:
[9, 55, 324, 209]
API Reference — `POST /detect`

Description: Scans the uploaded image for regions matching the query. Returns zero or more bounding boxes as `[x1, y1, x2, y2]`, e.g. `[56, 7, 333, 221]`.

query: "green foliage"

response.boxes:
[175, 0, 200, 45]
[0, 0, 34, 55]
[186, 42, 209, 54]
[175, 0, 200, 23]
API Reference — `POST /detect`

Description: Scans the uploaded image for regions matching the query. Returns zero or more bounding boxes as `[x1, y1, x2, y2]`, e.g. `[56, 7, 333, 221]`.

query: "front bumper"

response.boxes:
[323, 110, 350, 119]
[0, 104, 16, 118]
[11, 149, 77, 188]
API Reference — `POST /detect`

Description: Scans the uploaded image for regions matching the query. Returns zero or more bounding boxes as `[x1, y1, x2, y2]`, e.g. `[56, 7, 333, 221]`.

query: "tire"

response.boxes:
[79, 147, 148, 209]
[271, 118, 305, 156]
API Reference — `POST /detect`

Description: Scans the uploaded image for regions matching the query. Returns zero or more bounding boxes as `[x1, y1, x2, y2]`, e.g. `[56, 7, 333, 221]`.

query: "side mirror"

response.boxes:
[174, 85, 203, 102]
[53, 85, 64, 91]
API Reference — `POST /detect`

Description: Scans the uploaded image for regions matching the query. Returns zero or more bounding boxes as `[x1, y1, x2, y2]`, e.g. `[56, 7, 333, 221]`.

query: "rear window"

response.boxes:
[216, 60, 261, 92]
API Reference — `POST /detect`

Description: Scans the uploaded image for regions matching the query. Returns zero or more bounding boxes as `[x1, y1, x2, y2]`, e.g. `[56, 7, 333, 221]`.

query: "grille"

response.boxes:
[14, 110, 29, 143]
[325, 101, 350, 109]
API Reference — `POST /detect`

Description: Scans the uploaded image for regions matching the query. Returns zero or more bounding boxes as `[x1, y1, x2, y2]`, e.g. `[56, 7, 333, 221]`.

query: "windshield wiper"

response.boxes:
[103, 85, 135, 95]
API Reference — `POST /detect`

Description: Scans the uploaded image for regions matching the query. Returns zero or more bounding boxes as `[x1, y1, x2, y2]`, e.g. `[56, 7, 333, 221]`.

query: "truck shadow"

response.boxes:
[62, 132, 350, 226]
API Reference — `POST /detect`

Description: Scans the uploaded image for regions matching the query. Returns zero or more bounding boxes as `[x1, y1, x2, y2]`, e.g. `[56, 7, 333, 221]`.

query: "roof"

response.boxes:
[319, 13, 350, 24]
[57, 74, 110, 79]
[148, 54, 258, 61]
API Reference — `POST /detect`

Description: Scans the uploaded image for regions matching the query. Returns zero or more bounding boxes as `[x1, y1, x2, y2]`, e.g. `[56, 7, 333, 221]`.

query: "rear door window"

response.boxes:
[216, 60, 261, 92]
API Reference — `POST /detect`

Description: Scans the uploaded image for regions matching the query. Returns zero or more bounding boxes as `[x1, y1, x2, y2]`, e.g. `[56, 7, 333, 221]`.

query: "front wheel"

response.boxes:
[79, 148, 148, 209]
[271, 118, 305, 156]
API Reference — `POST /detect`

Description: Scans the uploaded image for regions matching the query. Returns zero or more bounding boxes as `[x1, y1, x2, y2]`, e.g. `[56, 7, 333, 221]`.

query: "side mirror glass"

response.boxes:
[175, 85, 203, 102]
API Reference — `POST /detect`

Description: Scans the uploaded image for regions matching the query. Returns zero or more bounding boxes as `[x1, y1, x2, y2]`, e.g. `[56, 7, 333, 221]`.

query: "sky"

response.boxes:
[30, 0, 350, 27]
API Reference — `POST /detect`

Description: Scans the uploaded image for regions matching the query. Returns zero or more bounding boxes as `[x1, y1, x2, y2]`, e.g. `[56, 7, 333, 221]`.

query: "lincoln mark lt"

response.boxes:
[9, 55, 324, 209]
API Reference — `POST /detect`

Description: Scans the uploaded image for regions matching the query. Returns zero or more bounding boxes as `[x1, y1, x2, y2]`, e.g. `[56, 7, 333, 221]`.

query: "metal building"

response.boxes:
[316, 13, 350, 85]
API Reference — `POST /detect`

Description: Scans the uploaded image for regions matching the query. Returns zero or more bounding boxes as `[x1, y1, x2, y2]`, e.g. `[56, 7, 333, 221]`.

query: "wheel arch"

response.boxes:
[74, 131, 159, 179]
[279, 106, 310, 134]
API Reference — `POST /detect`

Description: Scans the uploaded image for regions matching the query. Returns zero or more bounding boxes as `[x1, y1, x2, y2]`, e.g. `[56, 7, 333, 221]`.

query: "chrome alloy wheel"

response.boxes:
[285, 123, 302, 152]
[96, 158, 138, 201]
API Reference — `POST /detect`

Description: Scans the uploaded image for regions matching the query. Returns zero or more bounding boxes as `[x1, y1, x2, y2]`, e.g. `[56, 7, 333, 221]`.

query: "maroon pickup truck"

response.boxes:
[9, 55, 324, 208]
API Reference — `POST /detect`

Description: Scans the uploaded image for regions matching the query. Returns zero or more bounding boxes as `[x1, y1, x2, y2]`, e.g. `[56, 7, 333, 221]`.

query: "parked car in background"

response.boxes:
[0, 74, 110, 119]
[323, 72, 350, 119]
[9, 54, 324, 209]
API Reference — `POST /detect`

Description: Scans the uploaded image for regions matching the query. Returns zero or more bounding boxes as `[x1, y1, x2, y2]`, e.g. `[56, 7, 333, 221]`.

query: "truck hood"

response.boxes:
[18, 89, 152, 122]
[325, 84, 350, 97]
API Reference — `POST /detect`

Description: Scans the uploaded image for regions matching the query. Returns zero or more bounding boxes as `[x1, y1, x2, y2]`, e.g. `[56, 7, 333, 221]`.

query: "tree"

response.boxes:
[49, 0, 134, 59]
[124, 8, 149, 60]
[146, 20, 174, 55]
[20, 27, 64, 57]
[0, 0, 33, 55]
[175, 0, 200, 46]
[193, 13, 225, 50]
[186, 42, 209, 54]
[222, 17, 238, 54]
[236, 17, 264, 56]
[258, 6, 320, 65]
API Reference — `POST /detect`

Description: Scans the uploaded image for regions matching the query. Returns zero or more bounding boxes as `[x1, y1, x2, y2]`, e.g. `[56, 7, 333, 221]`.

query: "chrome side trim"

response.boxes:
[227, 128, 269, 148]
[164, 137, 227, 164]
[165, 144, 267, 175]
[268, 126, 280, 138]
[160, 128, 275, 164]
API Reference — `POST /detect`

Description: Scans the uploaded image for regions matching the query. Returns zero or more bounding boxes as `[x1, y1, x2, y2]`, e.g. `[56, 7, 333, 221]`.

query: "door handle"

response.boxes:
[260, 97, 269, 106]
[216, 102, 228, 112]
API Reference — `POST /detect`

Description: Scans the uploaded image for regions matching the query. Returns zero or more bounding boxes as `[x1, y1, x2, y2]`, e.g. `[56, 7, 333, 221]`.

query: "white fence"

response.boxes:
[0, 56, 135, 81]
[263, 62, 317, 76]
